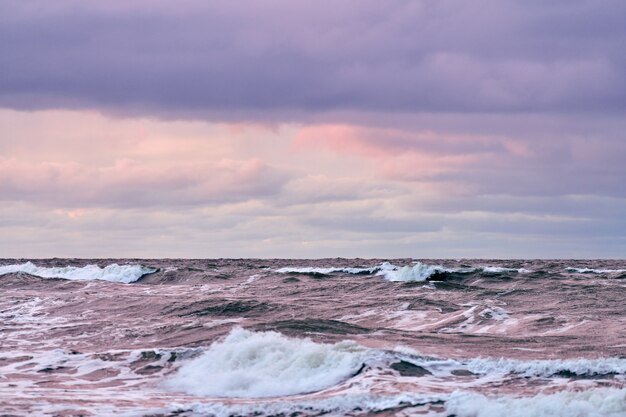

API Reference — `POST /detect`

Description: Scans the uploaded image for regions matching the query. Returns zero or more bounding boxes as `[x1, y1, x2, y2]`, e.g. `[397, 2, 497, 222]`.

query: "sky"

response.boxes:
[1, 0, 625, 258]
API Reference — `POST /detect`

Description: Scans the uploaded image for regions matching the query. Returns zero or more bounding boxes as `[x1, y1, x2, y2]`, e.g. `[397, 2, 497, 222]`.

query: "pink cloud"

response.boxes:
[292, 124, 495, 180]
[0, 156, 286, 207]
[293, 125, 385, 157]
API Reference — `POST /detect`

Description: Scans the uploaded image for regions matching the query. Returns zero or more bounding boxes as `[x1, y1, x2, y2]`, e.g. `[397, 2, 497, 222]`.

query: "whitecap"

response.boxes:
[566, 267, 626, 274]
[376, 262, 476, 282]
[463, 357, 626, 377]
[481, 266, 531, 274]
[0, 262, 156, 283]
[444, 388, 626, 417]
[165, 327, 368, 398]
[276, 262, 530, 282]
[402, 355, 626, 378]
[169, 392, 443, 417]
[275, 266, 379, 275]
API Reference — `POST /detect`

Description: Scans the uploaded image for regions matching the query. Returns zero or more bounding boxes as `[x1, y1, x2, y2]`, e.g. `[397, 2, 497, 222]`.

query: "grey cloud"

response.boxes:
[412, 194, 626, 221]
[1, 0, 625, 118]
[304, 215, 441, 234]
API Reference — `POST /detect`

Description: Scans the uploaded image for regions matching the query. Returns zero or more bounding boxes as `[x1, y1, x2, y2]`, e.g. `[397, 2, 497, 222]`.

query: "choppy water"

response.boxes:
[1, 258, 625, 416]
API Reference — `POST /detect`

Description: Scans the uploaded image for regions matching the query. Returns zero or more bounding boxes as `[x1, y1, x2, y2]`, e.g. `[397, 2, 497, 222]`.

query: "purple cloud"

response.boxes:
[1, 0, 625, 118]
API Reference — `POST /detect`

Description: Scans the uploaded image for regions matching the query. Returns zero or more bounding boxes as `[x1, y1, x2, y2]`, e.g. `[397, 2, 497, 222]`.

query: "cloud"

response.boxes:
[1, 0, 624, 119]
[0, 156, 287, 208]
[0, 110, 290, 208]
[292, 122, 626, 198]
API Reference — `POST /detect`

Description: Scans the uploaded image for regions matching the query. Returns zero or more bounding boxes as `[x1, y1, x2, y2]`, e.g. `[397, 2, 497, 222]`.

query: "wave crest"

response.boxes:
[276, 262, 530, 282]
[166, 328, 368, 398]
[376, 262, 476, 282]
[0, 262, 156, 283]
[445, 388, 626, 417]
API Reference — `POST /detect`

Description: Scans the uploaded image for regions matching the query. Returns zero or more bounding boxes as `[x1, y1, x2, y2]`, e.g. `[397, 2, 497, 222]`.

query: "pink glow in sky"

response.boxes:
[1, 1, 625, 258]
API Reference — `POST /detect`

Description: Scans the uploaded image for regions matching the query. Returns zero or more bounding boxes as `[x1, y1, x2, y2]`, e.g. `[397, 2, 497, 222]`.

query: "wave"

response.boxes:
[463, 357, 626, 377]
[481, 266, 532, 274]
[176, 392, 442, 417]
[276, 262, 530, 282]
[165, 327, 368, 398]
[566, 267, 626, 274]
[375, 262, 531, 282]
[445, 388, 626, 417]
[375, 262, 474, 282]
[167, 388, 626, 417]
[401, 355, 626, 378]
[166, 327, 626, 401]
[275, 266, 378, 275]
[0, 262, 156, 283]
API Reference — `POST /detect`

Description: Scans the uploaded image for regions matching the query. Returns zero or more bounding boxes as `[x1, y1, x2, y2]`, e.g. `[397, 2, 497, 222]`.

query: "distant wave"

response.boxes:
[166, 327, 368, 398]
[375, 262, 474, 282]
[275, 266, 379, 275]
[481, 266, 532, 274]
[565, 267, 626, 274]
[276, 262, 530, 282]
[378, 263, 531, 281]
[0, 262, 156, 283]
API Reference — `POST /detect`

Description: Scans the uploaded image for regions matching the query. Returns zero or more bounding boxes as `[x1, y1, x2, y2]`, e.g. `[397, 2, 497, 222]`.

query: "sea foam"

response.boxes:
[275, 266, 378, 275]
[276, 262, 529, 282]
[174, 392, 442, 417]
[444, 388, 626, 417]
[166, 327, 368, 398]
[375, 262, 475, 282]
[0, 262, 156, 283]
[566, 267, 626, 274]
[463, 357, 626, 377]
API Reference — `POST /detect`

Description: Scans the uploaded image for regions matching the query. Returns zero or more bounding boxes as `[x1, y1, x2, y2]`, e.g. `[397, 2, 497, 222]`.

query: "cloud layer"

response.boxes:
[1, 109, 625, 258]
[1, 0, 625, 117]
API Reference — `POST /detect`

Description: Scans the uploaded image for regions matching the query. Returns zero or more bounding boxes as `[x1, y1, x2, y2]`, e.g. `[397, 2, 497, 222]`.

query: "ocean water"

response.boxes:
[1, 258, 625, 416]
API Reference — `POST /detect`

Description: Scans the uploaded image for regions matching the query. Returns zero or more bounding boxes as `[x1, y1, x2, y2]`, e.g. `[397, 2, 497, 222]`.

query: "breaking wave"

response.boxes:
[175, 392, 441, 417]
[462, 357, 626, 377]
[376, 262, 529, 282]
[275, 266, 378, 275]
[566, 267, 626, 274]
[276, 262, 530, 281]
[374, 262, 472, 281]
[0, 262, 156, 283]
[445, 388, 626, 417]
[166, 328, 368, 398]
[401, 354, 626, 378]
[481, 266, 532, 274]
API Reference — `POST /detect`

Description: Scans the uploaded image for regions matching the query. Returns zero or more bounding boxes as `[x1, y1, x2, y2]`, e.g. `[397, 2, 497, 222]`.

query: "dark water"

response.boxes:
[1, 259, 625, 416]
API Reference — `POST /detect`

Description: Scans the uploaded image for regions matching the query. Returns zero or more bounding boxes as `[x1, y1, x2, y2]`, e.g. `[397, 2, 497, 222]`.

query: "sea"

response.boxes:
[1, 258, 625, 416]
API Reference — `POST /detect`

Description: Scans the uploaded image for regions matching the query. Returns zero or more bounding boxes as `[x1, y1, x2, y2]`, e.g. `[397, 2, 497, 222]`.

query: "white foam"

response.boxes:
[481, 266, 531, 274]
[464, 357, 626, 377]
[173, 392, 443, 417]
[376, 262, 476, 282]
[0, 262, 156, 283]
[478, 306, 510, 321]
[166, 328, 368, 398]
[444, 388, 626, 417]
[403, 355, 626, 378]
[566, 267, 626, 274]
[275, 266, 378, 275]
[435, 303, 518, 334]
[276, 262, 531, 281]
